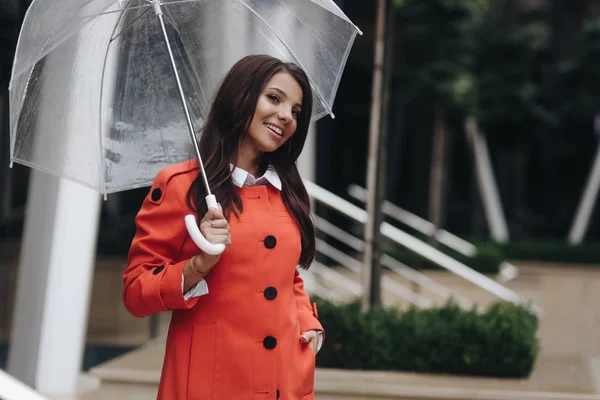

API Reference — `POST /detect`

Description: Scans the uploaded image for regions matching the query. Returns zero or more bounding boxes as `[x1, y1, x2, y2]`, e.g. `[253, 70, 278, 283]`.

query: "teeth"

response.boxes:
[265, 123, 282, 136]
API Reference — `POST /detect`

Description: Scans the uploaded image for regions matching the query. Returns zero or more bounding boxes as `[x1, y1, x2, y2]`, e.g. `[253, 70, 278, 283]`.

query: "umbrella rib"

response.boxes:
[98, 7, 127, 196]
[235, 0, 335, 119]
[100, 0, 152, 193]
[110, 7, 152, 42]
[308, 0, 362, 35]
[12, 2, 147, 79]
[89, 3, 150, 18]
[158, 0, 204, 6]
[159, 8, 211, 121]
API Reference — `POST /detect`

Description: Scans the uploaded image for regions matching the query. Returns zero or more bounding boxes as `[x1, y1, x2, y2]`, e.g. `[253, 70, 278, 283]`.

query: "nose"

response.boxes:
[277, 108, 292, 123]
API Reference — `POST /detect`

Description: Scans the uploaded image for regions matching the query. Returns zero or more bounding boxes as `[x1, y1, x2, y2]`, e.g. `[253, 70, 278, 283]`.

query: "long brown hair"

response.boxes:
[186, 54, 315, 269]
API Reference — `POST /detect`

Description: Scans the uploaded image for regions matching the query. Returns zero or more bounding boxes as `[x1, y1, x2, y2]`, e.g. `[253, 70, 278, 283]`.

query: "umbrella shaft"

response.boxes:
[154, 5, 212, 197]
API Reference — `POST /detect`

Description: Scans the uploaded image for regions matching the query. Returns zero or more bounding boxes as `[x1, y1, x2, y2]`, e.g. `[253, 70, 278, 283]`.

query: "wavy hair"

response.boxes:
[186, 54, 315, 269]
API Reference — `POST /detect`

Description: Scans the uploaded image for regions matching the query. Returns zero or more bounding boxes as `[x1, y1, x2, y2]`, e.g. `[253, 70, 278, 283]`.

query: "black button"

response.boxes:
[151, 188, 162, 201]
[153, 265, 165, 275]
[264, 286, 278, 300]
[264, 235, 277, 249]
[263, 336, 277, 349]
[276, 389, 280, 399]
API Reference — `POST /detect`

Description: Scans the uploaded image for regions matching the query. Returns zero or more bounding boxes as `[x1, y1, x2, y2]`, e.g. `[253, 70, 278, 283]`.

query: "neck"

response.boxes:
[237, 140, 263, 176]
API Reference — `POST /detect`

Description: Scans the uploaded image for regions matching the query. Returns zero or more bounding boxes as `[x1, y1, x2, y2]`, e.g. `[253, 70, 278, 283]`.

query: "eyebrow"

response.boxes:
[267, 87, 302, 109]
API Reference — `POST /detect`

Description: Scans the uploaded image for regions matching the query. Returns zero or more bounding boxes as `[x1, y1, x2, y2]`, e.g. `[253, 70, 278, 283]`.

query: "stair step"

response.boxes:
[86, 336, 600, 400]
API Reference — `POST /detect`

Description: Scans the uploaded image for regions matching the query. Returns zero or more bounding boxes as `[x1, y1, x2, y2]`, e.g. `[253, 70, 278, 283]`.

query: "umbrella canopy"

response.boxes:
[9, 0, 361, 195]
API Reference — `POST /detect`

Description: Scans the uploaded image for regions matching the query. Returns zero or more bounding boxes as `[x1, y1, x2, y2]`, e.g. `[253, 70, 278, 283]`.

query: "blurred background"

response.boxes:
[2, 0, 600, 399]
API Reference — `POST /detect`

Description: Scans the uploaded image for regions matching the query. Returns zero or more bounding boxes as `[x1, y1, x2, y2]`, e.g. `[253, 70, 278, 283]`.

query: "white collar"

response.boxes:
[230, 164, 282, 191]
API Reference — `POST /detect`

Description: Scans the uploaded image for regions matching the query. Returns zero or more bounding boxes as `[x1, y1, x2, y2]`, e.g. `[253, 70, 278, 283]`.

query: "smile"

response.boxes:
[264, 123, 283, 137]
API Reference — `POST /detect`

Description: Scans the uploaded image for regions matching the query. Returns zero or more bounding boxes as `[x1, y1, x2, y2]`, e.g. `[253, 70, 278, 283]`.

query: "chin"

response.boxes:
[259, 141, 284, 153]
[259, 146, 280, 154]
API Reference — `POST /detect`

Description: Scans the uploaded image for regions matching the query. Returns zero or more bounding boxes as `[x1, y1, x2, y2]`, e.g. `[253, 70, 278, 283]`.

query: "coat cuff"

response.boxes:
[183, 275, 209, 300]
[159, 259, 200, 310]
[317, 331, 324, 352]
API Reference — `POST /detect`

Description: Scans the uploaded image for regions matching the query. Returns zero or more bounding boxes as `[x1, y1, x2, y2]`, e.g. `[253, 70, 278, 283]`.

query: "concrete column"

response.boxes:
[7, 4, 110, 396]
[7, 173, 100, 396]
[298, 124, 316, 182]
[465, 118, 509, 243]
[568, 140, 600, 245]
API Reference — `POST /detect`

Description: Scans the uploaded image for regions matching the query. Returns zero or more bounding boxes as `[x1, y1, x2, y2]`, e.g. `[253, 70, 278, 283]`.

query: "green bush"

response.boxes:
[315, 298, 540, 378]
[386, 237, 600, 274]
[500, 239, 600, 265]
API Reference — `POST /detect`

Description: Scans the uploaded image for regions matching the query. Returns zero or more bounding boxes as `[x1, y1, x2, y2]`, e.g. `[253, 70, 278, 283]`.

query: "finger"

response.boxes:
[207, 227, 229, 236]
[200, 218, 215, 232]
[204, 207, 224, 221]
[201, 218, 228, 231]
[209, 219, 229, 229]
[302, 331, 317, 339]
[301, 332, 316, 343]
[213, 204, 225, 218]
[207, 233, 232, 245]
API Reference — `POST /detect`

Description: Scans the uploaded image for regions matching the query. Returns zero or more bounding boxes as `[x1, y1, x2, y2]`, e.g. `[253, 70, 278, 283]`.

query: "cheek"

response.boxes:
[255, 98, 274, 116]
[287, 121, 298, 138]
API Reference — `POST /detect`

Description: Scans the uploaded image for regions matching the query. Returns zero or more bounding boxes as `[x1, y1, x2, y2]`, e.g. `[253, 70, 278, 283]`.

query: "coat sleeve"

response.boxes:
[293, 269, 324, 338]
[122, 170, 200, 318]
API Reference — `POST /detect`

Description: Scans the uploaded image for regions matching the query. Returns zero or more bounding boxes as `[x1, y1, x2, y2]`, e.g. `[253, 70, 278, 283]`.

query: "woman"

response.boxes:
[123, 54, 324, 400]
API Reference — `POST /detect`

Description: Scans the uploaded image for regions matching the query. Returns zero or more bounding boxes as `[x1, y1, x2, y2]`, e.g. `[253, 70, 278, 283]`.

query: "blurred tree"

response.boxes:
[562, 20, 600, 243]
[468, 30, 552, 145]
[561, 20, 600, 124]
[459, 10, 554, 237]
[532, 0, 584, 234]
[395, 0, 482, 237]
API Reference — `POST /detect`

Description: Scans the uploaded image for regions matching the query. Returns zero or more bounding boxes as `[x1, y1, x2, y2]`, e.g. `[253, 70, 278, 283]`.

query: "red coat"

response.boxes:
[123, 160, 323, 400]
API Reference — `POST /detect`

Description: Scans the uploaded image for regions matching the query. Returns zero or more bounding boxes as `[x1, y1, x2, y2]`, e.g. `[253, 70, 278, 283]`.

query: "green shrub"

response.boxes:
[387, 237, 600, 272]
[500, 239, 600, 265]
[315, 298, 540, 378]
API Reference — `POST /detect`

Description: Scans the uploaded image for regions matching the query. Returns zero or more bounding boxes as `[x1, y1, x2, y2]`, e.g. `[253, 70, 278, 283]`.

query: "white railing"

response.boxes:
[309, 261, 363, 296]
[298, 268, 340, 301]
[347, 184, 520, 283]
[347, 184, 477, 257]
[305, 180, 542, 316]
[306, 213, 437, 308]
[0, 370, 49, 400]
[316, 238, 434, 308]
[313, 215, 472, 309]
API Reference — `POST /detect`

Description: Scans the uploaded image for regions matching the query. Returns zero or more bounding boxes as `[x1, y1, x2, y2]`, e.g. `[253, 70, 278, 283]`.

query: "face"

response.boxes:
[244, 72, 303, 155]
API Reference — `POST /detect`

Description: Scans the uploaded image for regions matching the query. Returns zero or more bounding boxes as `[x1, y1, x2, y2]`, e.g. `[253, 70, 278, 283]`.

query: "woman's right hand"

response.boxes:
[188, 205, 231, 276]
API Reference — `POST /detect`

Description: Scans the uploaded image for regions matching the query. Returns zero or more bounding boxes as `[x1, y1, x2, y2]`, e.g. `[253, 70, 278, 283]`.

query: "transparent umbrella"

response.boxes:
[9, 0, 361, 253]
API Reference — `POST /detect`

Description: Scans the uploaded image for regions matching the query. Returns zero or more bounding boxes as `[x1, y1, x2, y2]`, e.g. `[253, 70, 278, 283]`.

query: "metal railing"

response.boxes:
[0, 370, 49, 400]
[347, 184, 520, 283]
[304, 180, 542, 316]
[347, 184, 477, 257]
[316, 237, 434, 308]
[313, 215, 472, 309]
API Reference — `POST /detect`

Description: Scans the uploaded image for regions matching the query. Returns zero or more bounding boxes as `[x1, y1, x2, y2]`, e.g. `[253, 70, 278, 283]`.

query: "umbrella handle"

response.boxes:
[184, 195, 226, 255]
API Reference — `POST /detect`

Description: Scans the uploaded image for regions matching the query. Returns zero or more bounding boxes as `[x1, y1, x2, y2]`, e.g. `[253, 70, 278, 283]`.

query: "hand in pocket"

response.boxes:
[300, 330, 319, 355]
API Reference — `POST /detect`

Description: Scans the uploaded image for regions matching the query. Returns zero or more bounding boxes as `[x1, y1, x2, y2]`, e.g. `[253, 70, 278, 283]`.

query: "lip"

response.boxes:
[266, 126, 283, 141]
[264, 122, 284, 137]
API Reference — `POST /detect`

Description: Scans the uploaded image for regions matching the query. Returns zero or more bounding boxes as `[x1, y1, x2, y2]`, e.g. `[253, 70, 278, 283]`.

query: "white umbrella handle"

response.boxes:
[184, 194, 226, 255]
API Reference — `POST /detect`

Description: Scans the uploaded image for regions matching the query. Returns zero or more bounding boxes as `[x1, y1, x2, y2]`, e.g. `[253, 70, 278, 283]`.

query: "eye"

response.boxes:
[266, 94, 280, 103]
[292, 109, 301, 119]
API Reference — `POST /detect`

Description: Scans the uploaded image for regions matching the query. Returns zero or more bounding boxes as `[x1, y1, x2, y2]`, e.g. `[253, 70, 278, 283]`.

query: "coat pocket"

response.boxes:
[187, 323, 217, 400]
[296, 343, 316, 396]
